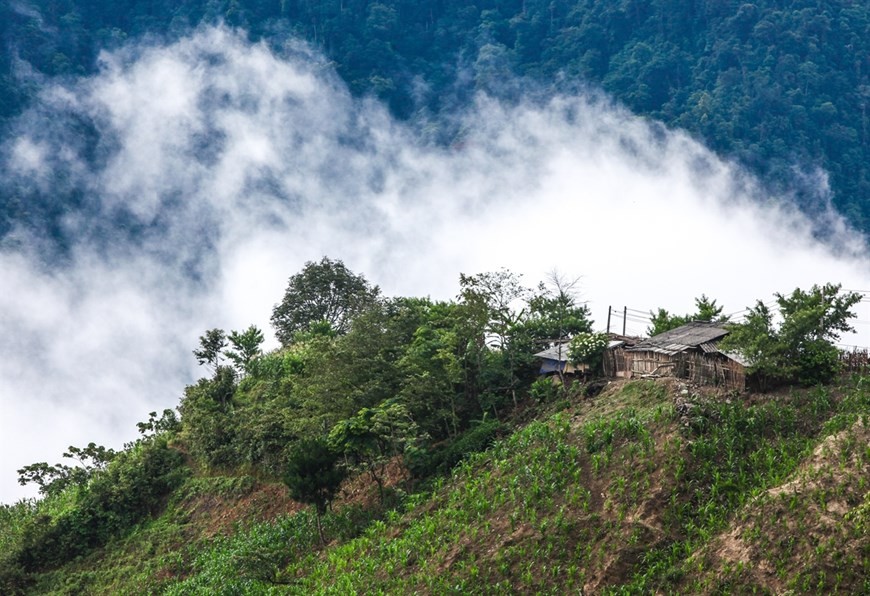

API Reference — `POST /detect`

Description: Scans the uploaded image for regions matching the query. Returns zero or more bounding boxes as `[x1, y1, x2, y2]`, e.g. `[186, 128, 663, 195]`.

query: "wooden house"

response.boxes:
[624, 322, 746, 390]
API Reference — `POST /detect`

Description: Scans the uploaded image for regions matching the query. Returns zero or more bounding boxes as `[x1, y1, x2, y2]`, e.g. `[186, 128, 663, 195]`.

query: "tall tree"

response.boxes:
[193, 328, 228, 374]
[17, 442, 116, 496]
[271, 257, 381, 346]
[328, 399, 419, 503]
[283, 437, 347, 545]
[397, 300, 467, 439]
[459, 269, 530, 407]
[224, 325, 265, 377]
[288, 297, 427, 438]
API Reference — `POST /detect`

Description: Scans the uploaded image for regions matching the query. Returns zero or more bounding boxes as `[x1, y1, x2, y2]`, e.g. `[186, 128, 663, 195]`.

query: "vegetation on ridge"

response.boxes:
[0, 259, 868, 593]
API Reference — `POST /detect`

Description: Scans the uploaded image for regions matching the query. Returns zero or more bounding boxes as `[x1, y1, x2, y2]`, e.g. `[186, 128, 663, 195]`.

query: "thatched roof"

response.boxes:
[627, 321, 729, 356]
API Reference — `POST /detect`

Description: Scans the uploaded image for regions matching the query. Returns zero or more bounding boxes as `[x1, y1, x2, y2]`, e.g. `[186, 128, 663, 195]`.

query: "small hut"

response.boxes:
[533, 343, 584, 375]
[535, 335, 640, 378]
[624, 322, 746, 390]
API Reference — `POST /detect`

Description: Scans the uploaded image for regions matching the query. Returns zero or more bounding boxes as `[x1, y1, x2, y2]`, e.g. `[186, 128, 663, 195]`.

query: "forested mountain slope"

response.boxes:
[1, 1, 870, 235]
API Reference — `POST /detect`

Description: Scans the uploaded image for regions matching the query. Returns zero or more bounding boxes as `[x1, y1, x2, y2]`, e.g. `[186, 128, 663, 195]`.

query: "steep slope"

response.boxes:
[272, 380, 868, 594]
[4, 378, 868, 594]
[692, 414, 869, 593]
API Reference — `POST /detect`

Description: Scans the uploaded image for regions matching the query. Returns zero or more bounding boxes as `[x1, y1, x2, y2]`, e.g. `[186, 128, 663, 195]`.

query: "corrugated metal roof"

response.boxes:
[627, 321, 729, 354]
[534, 344, 571, 362]
[721, 350, 750, 367]
[636, 345, 682, 356]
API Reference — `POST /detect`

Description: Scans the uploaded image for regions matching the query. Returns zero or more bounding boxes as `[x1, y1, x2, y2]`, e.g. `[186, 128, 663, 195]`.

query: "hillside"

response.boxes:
[2, 377, 867, 594]
[2, 1, 870, 239]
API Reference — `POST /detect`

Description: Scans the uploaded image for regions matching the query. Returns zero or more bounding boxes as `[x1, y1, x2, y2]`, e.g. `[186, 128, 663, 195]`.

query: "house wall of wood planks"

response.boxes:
[619, 349, 746, 390]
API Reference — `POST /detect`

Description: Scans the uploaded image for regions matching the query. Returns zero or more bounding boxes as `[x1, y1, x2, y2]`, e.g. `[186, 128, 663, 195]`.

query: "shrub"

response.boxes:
[12, 437, 187, 573]
[406, 419, 505, 478]
[568, 332, 609, 373]
[530, 377, 559, 402]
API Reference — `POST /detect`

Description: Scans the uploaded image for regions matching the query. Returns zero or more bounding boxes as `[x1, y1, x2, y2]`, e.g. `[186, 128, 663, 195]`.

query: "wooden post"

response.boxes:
[606, 306, 612, 334]
[622, 306, 627, 336]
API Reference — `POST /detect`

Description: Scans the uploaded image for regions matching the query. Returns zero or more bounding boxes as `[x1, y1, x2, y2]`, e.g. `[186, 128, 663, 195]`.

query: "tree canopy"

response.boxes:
[271, 257, 381, 346]
[721, 283, 861, 388]
[225, 325, 265, 377]
[647, 294, 727, 336]
[193, 328, 228, 373]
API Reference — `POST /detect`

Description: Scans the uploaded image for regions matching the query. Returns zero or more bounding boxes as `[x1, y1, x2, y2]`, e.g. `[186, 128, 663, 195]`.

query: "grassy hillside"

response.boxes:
[4, 377, 867, 594]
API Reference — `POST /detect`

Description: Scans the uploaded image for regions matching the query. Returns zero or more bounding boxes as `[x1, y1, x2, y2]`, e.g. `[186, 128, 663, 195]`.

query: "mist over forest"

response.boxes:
[3, 0, 870, 241]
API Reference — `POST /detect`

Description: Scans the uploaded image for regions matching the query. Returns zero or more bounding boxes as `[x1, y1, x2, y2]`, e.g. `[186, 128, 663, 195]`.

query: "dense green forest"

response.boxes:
[1, 260, 868, 593]
[1, 0, 870, 236]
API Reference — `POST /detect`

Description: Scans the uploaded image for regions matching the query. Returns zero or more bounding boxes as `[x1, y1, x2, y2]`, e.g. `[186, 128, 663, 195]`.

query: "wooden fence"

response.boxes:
[839, 349, 870, 374]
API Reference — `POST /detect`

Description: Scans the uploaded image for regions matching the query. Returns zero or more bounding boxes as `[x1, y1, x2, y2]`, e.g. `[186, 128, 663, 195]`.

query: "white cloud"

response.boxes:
[2, 25, 869, 502]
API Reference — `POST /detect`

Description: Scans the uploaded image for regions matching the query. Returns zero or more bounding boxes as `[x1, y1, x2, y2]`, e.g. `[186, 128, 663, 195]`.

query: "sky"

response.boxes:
[3, 25, 870, 503]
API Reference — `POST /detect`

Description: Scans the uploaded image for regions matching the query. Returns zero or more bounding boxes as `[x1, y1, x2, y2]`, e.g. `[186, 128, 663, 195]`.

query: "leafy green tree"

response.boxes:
[274, 333, 348, 439]
[328, 399, 419, 502]
[647, 294, 727, 336]
[224, 325, 265, 377]
[228, 299, 423, 477]
[16, 462, 84, 497]
[459, 269, 529, 347]
[523, 271, 593, 344]
[17, 442, 116, 496]
[230, 347, 307, 476]
[283, 437, 347, 544]
[229, 397, 298, 477]
[694, 295, 726, 323]
[62, 442, 116, 470]
[271, 257, 381, 346]
[721, 283, 861, 388]
[135, 409, 181, 438]
[330, 299, 425, 414]
[397, 301, 467, 439]
[459, 269, 530, 408]
[719, 301, 781, 389]
[177, 366, 239, 468]
[193, 328, 228, 374]
[646, 308, 689, 337]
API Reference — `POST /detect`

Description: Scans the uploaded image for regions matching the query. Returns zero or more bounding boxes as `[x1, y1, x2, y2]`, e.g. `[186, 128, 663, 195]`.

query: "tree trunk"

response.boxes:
[315, 509, 326, 545]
